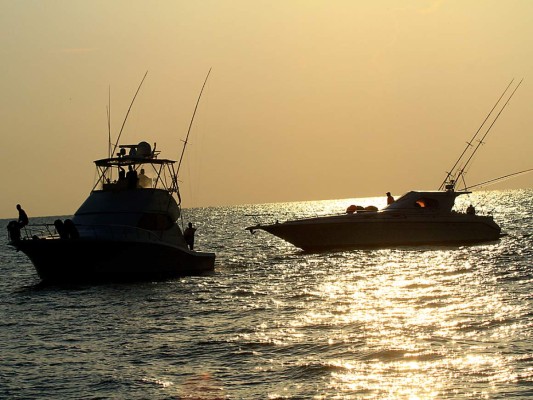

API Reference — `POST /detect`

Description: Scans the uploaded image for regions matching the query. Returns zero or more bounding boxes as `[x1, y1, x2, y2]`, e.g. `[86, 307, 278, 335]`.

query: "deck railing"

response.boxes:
[8, 223, 165, 243]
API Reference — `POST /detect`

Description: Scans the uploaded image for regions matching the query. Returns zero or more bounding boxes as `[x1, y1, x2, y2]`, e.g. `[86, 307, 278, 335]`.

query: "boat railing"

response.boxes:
[7, 224, 57, 242]
[8, 223, 166, 243]
[245, 210, 367, 225]
[245, 214, 282, 225]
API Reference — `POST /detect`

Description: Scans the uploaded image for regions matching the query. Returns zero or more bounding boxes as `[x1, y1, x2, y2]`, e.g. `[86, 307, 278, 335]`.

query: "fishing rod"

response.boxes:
[107, 86, 111, 158]
[454, 78, 523, 190]
[464, 168, 533, 191]
[439, 78, 514, 191]
[174, 68, 212, 225]
[111, 70, 149, 157]
[176, 68, 212, 178]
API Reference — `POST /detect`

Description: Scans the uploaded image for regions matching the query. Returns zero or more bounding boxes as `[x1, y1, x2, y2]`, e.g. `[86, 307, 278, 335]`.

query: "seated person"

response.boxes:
[138, 168, 152, 188]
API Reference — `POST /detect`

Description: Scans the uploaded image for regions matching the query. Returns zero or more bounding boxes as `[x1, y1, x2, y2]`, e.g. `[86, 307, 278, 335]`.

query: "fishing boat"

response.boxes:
[246, 80, 524, 251]
[246, 189, 501, 251]
[7, 140, 215, 282]
[7, 72, 215, 283]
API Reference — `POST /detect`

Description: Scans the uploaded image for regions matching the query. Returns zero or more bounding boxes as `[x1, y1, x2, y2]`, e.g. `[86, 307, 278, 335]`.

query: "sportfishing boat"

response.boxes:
[246, 188, 501, 251]
[7, 71, 215, 283]
[246, 80, 524, 251]
[7, 140, 215, 282]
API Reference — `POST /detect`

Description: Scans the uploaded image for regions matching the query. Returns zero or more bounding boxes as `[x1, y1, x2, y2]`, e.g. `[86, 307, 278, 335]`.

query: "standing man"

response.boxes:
[183, 222, 197, 250]
[17, 204, 29, 227]
[126, 165, 138, 189]
[386, 192, 395, 205]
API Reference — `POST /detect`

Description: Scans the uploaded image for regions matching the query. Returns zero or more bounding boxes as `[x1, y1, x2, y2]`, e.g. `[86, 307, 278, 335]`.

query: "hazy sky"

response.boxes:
[1, 0, 532, 218]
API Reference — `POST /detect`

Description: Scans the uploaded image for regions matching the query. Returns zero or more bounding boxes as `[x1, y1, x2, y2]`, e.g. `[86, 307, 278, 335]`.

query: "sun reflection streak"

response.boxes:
[329, 363, 444, 399]
[222, 200, 531, 399]
[249, 244, 525, 399]
[324, 351, 521, 399]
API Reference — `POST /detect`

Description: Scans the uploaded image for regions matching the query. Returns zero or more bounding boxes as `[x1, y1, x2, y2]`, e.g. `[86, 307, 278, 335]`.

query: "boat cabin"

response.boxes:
[384, 190, 469, 214]
[72, 140, 185, 243]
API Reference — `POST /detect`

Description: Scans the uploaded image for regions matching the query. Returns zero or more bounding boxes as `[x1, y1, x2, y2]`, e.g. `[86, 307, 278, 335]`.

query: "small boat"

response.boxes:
[245, 189, 501, 251]
[246, 80, 524, 251]
[8, 140, 215, 283]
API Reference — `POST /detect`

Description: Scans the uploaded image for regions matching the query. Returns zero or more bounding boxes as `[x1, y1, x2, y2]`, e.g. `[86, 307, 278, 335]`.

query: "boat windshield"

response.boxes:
[414, 197, 440, 209]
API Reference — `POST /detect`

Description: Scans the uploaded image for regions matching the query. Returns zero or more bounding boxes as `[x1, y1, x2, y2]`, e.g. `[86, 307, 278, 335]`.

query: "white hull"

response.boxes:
[256, 215, 501, 251]
[248, 194, 502, 251]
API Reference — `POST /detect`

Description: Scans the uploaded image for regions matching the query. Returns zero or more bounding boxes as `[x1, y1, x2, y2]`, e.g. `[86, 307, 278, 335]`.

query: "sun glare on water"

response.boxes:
[240, 200, 527, 398]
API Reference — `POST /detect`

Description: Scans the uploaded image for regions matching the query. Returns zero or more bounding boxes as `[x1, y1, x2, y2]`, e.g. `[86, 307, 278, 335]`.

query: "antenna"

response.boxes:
[439, 78, 514, 190]
[111, 70, 149, 157]
[176, 68, 212, 177]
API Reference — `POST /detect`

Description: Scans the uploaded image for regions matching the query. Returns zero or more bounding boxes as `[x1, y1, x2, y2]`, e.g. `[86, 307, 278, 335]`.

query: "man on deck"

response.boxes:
[17, 204, 28, 228]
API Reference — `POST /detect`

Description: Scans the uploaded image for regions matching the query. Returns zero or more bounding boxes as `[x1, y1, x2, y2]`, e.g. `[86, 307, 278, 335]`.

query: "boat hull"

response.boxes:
[12, 238, 215, 283]
[252, 214, 501, 251]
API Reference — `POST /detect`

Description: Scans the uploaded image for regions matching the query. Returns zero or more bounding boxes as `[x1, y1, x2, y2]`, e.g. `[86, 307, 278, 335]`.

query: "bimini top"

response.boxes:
[91, 141, 180, 195]
[94, 141, 175, 167]
[384, 190, 470, 213]
[95, 157, 175, 167]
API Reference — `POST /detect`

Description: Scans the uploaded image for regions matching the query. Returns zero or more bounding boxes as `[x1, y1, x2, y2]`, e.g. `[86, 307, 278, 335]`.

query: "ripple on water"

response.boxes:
[1, 189, 532, 399]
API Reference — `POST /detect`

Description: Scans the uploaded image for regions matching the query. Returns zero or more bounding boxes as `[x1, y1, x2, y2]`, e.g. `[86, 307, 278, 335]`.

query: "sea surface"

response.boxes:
[1, 189, 532, 399]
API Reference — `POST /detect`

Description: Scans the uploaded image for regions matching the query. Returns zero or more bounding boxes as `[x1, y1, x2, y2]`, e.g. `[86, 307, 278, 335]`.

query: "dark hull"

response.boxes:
[254, 214, 502, 251]
[12, 238, 215, 283]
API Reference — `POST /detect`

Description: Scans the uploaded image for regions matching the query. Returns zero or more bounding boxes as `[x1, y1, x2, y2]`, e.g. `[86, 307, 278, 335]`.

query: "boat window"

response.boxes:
[138, 213, 174, 230]
[414, 198, 439, 209]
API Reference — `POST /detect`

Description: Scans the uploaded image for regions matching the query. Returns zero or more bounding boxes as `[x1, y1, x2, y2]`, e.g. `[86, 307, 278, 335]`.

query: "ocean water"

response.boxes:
[1, 189, 532, 399]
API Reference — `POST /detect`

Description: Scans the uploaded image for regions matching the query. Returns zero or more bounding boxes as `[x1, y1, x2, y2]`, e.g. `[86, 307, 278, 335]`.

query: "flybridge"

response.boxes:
[91, 68, 212, 204]
[92, 140, 180, 195]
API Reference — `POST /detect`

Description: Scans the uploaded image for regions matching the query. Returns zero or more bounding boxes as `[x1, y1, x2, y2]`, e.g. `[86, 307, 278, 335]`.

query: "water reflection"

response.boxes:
[237, 196, 530, 397]
[1, 190, 531, 398]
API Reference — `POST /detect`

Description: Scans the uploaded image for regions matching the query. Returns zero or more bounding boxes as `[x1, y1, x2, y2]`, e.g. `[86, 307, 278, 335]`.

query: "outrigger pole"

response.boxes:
[464, 168, 533, 191]
[111, 70, 149, 157]
[454, 79, 523, 190]
[107, 86, 111, 158]
[439, 78, 514, 191]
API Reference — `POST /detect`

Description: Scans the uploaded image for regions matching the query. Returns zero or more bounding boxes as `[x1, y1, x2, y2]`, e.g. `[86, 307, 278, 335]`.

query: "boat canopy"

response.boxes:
[94, 157, 175, 167]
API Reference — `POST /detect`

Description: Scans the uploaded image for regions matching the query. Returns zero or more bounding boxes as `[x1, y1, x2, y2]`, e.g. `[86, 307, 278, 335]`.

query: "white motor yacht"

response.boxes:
[246, 80, 524, 251]
[246, 189, 501, 251]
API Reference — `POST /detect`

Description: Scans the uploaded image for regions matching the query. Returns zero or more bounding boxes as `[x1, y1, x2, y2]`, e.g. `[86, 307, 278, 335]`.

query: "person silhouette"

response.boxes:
[138, 168, 151, 188]
[16, 204, 29, 228]
[54, 219, 68, 239]
[126, 165, 138, 189]
[386, 192, 395, 205]
[183, 222, 197, 250]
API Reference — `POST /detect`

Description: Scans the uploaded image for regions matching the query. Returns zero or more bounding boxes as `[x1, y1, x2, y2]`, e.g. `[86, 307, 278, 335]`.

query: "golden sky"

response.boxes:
[1, 0, 532, 218]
